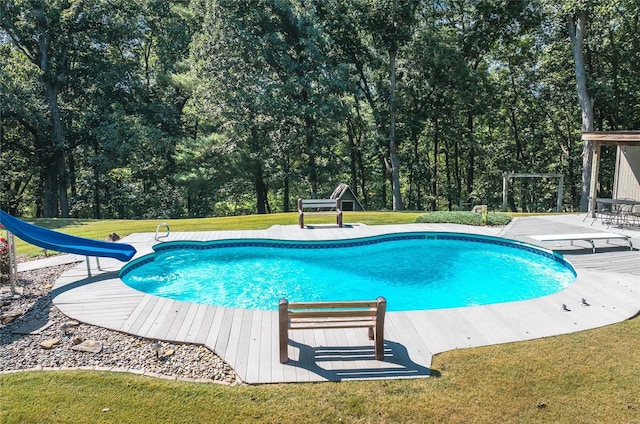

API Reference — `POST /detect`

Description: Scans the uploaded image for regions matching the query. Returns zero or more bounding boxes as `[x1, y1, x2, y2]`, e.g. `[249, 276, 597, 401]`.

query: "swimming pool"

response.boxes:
[120, 232, 576, 311]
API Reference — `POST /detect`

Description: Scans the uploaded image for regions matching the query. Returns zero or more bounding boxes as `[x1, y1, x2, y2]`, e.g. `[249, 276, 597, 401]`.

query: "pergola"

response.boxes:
[582, 131, 640, 215]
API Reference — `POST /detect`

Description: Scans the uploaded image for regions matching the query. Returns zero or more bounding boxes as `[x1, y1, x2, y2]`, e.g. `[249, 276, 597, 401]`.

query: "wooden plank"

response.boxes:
[194, 305, 218, 344]
[245, 310, 264, 383]
[386, 312, 433, 368]
[285, 327, 307, 378]
[137, 297, 171, 337]
[257, 311, 274, 383]
[384, 315, 420, 370]
[299, 200, 338, 208]
[331, 327, 355, 369]
[457, 306, 525, 346]
[296, 327, 317, 381]
[221, 308, 246, 368]
[212, 308, 238, 359]
[582, 131, 640, 142]
[173, 302, 201, 341]
[185, 303, 209, 343]
[404, 309, 464, 355]
[280, 352, 300, 383]
[204, 306, 227, 348]
[353, 326, 386, 376]
[289, 310, 377, 319]
[130, 296, 164, 335]
[504, 172, 563, 178]
[148, 299, 177, 339]
[152, 300, 188, 340]
[288, 300, 379, 309]
[268, 313, 286, 383]
[119, 295, 158, 332]
[290, 322, 374, 330]
[316, 328, 344, 375]
[230, 309, 254, 380]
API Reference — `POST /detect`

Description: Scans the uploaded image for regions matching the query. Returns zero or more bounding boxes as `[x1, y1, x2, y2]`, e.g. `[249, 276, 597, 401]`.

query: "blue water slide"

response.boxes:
[0, 210, 136, 262]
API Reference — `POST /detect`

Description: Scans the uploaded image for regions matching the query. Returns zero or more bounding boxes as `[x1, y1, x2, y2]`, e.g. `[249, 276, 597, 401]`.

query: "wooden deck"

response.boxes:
[51, 216, 640, 384]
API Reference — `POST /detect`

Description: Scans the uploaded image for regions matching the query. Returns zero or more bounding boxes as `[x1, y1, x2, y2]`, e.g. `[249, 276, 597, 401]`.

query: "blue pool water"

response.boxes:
[120, 233, 576, 311]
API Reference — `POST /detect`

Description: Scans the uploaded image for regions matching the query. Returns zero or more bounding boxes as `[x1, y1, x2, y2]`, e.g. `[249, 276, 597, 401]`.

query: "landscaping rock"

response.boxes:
[1, 311, 23, 325]
[71, 340, 103, 353]
[0, 262, 237, 384]
[40, 338, 60, 349]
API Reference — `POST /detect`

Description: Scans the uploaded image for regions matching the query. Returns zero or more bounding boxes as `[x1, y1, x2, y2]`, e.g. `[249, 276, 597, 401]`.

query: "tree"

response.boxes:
[366, 0, 419, 211]
[0, 0, 96, 216]
[568, 7, 594, 211]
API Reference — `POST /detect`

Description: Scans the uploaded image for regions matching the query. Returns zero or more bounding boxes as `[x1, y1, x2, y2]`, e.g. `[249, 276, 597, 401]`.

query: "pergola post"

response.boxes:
[588, 141, 601, 217]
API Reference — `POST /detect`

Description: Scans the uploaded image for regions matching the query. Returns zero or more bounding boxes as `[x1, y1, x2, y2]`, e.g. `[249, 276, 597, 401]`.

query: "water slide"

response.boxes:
[0, 210, 136, 262]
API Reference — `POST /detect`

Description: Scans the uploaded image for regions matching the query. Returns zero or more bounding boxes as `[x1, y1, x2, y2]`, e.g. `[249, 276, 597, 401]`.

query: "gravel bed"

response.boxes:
[0, 262, 238, 385]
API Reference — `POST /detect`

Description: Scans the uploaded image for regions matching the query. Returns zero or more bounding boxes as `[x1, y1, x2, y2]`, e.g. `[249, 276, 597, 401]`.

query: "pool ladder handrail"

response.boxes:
[155, 222, 170, 241]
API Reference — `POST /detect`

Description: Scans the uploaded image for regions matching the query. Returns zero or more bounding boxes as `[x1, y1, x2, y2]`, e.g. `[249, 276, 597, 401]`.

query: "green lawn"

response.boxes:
[1, 317, 638, 423]
[9, 211, 425, 257]
[2, 212, 638, 423]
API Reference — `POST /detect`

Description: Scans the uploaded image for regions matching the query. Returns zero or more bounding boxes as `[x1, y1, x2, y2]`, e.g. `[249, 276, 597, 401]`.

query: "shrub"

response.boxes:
[415, 211, 512, 226]
[0, 234, 9, 277]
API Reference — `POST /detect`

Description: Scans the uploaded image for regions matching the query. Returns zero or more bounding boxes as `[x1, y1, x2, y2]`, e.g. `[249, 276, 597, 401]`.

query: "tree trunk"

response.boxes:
[346, 114, 359, 196]
[444, 136, 452, 210]
[357, 144, 368, 207]
[388, 49, 403, 210]
[249, 120, 268, 214]
[282, 155, 291, 213]
[353, 60, 383, 208]
[40, 20, 69, 218]
[93, 166, 101, 219]
[380, 158, 388, 209]
[466, 111, 474, 197]
[431, 117, 439, 211]
[569, 11, 594, 212]
[254, 163, 268, 214]
[453, 134, 461, 207]
[43, 73, 68, 217]
[349, 99, 365, 200]
[304, 113, 318, 198]
[409, 127, 421, 210]
[41, 164, 58, 217]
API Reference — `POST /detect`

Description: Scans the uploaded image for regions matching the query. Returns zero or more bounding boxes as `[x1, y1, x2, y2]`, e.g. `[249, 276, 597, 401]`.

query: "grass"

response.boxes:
[8, 210, 513, 256]
[9, 211, 425, 257]
[1, 317, 638, 423]
[2, 211, 638, 422]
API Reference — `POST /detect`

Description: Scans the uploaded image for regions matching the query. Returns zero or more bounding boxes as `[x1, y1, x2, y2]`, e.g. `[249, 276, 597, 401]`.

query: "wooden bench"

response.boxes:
[529, 232, 633, 253]
[278, 297, 386, 363]
[297, 198, 343, 228]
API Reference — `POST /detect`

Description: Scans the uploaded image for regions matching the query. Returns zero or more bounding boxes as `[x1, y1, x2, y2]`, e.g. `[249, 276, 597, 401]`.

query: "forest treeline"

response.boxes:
[1, 0, 639, 218]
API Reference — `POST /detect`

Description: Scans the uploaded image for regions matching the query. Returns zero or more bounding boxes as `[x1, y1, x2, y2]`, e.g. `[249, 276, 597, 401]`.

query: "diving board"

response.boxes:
[529, 232, 633, 253]
[0, 210, 136, 262]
